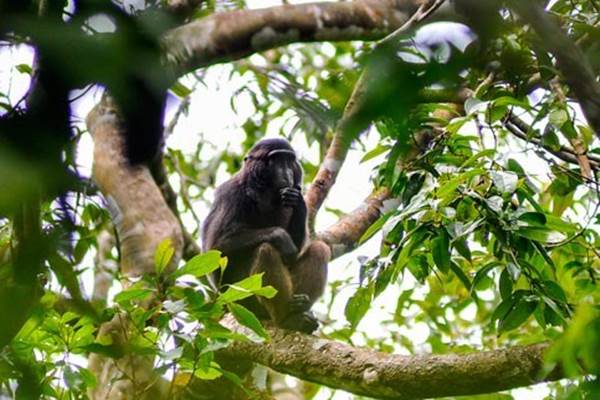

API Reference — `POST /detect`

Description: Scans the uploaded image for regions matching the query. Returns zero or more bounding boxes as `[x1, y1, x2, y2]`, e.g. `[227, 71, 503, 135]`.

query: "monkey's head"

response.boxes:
[243, 138, 302, 190]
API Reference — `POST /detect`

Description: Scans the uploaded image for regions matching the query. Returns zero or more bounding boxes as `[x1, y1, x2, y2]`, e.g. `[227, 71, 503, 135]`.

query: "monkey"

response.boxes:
[201, 138, 330, 333]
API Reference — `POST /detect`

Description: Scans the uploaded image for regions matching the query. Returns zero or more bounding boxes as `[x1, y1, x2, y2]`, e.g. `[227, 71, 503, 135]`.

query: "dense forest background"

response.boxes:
[0, 0, 599, 399]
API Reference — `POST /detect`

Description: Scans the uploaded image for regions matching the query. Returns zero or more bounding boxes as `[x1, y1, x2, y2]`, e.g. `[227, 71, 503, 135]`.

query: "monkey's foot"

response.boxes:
[280, 310, 319, 334]
[288, 294, 312, 313]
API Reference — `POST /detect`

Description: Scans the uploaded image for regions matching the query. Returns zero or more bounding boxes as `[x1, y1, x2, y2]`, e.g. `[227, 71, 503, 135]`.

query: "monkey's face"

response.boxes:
[267, 153, 297, 189]
[243, 139, 302, 190]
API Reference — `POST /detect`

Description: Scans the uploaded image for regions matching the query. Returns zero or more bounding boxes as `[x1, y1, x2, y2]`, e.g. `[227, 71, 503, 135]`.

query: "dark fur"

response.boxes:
[202, 138, 330, 333]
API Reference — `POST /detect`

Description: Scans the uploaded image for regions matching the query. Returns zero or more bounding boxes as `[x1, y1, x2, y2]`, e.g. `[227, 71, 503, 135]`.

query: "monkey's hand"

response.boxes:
[280, 186, 303, 208]
[288, 294, 312, 313]
[280, 310, 319, 333]
[270, 228, 299, 264]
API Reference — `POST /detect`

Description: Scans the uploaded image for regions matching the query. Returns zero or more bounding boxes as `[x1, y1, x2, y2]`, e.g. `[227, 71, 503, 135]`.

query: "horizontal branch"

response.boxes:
[221, 322, 565, 400]
[164, 0, 459, 74]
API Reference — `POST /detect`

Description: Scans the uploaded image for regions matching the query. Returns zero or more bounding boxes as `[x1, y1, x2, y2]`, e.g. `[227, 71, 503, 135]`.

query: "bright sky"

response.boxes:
[0, 1, 569, 397]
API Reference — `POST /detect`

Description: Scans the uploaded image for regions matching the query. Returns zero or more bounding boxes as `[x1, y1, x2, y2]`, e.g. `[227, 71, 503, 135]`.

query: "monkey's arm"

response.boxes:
[288, 199, 307, 250]
[281, 187, 307, 250]
[203, 200, 298, 259]
[213, 226, 298, 258]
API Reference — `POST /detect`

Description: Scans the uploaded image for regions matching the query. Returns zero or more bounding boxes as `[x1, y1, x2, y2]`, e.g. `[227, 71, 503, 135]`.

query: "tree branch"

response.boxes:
[86, 95, 185, 399]
[86, 94, 183, 278]
[163, 0, 459, 74]
[317, 188, 396, 259]
[505, 114, 600, 171]
[220, 321, 565, 400]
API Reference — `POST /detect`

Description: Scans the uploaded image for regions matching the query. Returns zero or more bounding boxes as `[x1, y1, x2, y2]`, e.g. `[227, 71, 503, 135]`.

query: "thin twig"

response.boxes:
[506, 114, 600, 170]
[548, 77, 593, 178]
[378, 0, 447, 47]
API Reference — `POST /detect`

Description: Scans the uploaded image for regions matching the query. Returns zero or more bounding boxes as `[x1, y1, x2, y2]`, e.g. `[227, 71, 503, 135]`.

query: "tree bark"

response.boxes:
[86, 95, 184, 399]
[221, 321, 564, 400]
[163, 0, 459, 74]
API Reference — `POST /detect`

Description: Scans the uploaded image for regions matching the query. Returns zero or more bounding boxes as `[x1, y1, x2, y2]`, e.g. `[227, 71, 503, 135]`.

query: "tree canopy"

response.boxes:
[0, 0, 598, 399]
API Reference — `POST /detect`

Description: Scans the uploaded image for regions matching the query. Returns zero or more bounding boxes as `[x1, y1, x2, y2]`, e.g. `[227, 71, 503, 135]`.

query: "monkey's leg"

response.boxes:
[251, 243, 321, 333]
[290, 240, 330, 305]
[250, 243, 294, 325]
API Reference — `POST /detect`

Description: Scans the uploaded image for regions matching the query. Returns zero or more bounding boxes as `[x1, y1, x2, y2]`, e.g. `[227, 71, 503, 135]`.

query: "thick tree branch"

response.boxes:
[220, 322, 565, 400]
[86, 94, 183, 278]
[86, 95, 184, 399]
[163, 0, 459, 74]
[317, 188, 396, 259]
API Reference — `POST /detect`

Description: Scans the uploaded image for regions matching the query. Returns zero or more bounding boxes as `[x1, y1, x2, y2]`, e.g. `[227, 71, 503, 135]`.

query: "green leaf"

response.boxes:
[498, 298, 537, 333]
[499, 268, 513, 300]
[450, 261, 471, 289]
[541, 128, 561, 151]
[15, 64, 32, 74]
[395, 226, 429, 270]
[229, 303, 269, 340]
[487, 102, 508, 123]
[79, 368, 97, 388]
[460, 149, 496, 169]
[431, 230, 450, 273]
[544, 215, 578, 233]
[515, 226, 554, 242]
[507, 158, 525, 176]
[549, 108, 569, 127]
[492, 96, 530, 109]
[402, 173, 425, 206]
[359, 213, 391, 245]
[173, 250, 222, 278]
[492, 297, 516, 322]
[114, 287, 153, 305]
[517, 212, 547, 226]
[193, 362, 223, 380]
[452, 238, 472, 262]
[155, 238, 175, 275]
[471, 261, 501, 292]
[532, 241, 556, 270]
[345, 285, 373, 329]
[407, 254, 430, 283]
[437, 169, 485, 200]
[361, 144, 390, 163]
[171, 81, 192, 98]
[541, 280, 567, 303]
[253, 286, 277, 298]
[217, 274, 276, 304]
[445, 117, 469, 134]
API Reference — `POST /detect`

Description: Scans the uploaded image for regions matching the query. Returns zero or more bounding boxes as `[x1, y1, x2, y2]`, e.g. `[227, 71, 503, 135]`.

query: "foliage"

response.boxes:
[0, 0, 599, 399]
